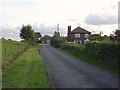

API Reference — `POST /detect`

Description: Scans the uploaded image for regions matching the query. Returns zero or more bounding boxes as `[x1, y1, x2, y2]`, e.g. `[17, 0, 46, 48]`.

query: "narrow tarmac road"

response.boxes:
[40, 44, 118, 88]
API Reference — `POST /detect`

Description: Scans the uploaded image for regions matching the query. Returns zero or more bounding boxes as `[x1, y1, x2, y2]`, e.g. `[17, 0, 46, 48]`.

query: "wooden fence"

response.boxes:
[2, 42, 25, 58]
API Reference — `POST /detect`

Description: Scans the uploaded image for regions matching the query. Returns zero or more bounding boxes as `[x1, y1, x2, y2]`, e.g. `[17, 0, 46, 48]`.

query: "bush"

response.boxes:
[85, 42, 118, 61]
[61, 42, 119, 72]
[61, 43, 85, 55]
[51, 38, 65, 48]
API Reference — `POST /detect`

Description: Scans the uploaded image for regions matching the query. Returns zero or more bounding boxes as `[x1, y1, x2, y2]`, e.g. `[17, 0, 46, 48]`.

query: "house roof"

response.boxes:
[41, 35, 51, 41]
[70, 27, 90, 34]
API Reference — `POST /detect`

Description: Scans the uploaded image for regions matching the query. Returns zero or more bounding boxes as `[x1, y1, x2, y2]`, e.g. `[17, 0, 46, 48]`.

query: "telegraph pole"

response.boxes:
[57, 24, 59, 32]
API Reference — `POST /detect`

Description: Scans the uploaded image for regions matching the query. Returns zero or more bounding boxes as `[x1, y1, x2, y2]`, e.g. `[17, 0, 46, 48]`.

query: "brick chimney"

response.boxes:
[68, 26, 71, 42]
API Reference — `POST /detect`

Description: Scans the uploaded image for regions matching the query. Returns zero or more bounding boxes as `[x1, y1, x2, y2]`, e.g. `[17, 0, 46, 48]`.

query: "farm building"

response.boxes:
[41, 35, 51, 44]
[67, 26, 91, 44]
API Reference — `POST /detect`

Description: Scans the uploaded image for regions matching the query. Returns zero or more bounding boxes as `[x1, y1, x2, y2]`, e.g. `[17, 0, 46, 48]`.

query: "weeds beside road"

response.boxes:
[2, 39, 27, 68]
[2, 45, 51, 88]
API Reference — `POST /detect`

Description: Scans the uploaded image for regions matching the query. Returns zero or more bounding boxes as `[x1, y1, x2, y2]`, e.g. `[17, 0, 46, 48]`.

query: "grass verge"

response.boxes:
[2, 45, 52, 88]
[2, 39, 27, 68]
[60, 49, 119, 76]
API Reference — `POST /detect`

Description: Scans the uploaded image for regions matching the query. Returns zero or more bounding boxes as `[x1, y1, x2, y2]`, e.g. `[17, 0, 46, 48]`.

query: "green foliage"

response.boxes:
[61, 42, 119, 74]
[20, 24, 36, 45]
[91, 34, 103, 41]
[51, 31, 65, 48]
[2, 39, 28, 68]
[85, 42, 118, 61]
[102, 35, 111, 42]
[2, 46, 51, 88]
[61, 36, 68, 41]
[61, 43, 85, 55]
[53, 31, 60, 39]
[51, 38, 65, 48]
[91, 34, 111, 42]
[110, 30, 120, 43]
[35, 32, 42, 43]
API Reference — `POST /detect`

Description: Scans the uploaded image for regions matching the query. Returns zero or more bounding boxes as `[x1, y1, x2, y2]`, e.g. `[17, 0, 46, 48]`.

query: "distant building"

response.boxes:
[67, 26, 91, 44]
[41, 35, 51, 44]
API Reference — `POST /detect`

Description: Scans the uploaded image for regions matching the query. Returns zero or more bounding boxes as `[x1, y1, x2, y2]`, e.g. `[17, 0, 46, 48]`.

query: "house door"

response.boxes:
[82, 40, 84, 44]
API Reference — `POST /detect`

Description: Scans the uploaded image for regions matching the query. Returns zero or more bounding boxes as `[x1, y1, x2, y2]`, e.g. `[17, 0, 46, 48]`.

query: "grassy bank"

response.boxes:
[60, 48, 119, 76]
[2, 39, 27, 68]
[2, 45, 51, 88]
[2, 39, 25, 58]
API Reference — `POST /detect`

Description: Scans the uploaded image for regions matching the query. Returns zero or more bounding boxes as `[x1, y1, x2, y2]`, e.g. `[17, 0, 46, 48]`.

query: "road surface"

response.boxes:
[40, 44, 118, 88]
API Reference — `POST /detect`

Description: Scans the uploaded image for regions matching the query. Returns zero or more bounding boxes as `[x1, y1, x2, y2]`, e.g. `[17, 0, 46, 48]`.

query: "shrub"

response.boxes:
[51, 38, 65, 48]
[61, 43, 85, 55]
[85, 42, 118, 61]
[61, 42, 119, 72]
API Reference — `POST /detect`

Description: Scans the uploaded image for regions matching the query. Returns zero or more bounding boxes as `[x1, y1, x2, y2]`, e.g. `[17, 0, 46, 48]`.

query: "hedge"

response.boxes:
[61, 42, 119, 71]
[61, 43, 85, 56]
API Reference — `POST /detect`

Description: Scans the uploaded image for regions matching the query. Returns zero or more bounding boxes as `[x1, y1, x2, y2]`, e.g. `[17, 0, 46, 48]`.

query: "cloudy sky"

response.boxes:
[0, 0, 119, 41]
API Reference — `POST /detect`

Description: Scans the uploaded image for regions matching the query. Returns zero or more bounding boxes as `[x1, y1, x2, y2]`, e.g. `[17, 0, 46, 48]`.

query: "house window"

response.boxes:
[75, 34, 80, 38]
[85, 34, 89, 38]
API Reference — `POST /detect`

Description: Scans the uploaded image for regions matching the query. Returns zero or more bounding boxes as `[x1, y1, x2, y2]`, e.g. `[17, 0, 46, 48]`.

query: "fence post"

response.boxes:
[5, 48, 6, 56]
[11, 47, 12, 55]
[15, 45, 16, 52]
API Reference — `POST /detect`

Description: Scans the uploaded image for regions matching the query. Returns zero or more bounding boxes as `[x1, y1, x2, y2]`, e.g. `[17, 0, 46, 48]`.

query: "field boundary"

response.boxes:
[2, 39, 28, 69]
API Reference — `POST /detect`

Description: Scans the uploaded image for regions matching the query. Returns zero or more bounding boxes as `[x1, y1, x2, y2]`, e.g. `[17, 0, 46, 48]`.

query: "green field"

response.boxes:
[2, 39, 25, 58]
[2, 39, 27, 67]
[2, 45, 52, 88]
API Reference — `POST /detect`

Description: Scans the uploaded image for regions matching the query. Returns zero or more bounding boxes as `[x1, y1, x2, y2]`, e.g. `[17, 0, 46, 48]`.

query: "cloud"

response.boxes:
[33, 23, 56, 36]
[0, 0, 119, 40]
[33, 23, 67, 36]
[85, 14, 118, 25]
[68, 19, 76, 22]
[0, 0, 40, 7]
[111, 5, 117, 9]
[1, 25, 21, 41]
[1, 23, 67, 41]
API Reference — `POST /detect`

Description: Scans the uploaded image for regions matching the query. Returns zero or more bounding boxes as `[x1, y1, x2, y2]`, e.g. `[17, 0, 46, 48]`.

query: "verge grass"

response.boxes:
[2, 39, 27, 68]
[2, 45, 52, 88]
[60, 49, 119, 76]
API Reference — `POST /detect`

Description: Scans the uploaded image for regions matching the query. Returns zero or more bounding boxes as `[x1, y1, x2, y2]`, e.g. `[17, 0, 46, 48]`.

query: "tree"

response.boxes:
[2, 38, 5, 40]
[8, 39, 12, 41]
[51, 31, 65, 48]
[99, 31, 103, 36]
[114, 30, 120, 42]
[61, 36, 68, 41]
[53, 31, 60, 39]
[91, 34, 102, 41]
[102, 35, 111, 42]
[20, 24, 36, 45]
[110, 29, 120, 43]
[35, 32, 42, 43]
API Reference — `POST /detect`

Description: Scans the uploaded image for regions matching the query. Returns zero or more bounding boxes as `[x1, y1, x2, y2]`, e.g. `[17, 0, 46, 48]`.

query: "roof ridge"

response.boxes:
[71, 27, 90, 33]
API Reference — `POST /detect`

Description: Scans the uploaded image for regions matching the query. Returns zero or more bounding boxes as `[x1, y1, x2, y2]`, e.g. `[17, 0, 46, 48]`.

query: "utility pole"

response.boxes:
[57, 24, 61, 37]
[57, 24, 59, 32]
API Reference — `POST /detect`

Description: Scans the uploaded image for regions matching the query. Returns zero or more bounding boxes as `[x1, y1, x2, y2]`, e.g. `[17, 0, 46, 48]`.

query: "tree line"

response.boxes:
[19, 24, 120, 46]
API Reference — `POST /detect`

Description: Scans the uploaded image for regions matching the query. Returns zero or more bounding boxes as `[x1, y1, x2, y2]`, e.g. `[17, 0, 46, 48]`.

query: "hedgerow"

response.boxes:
[61, 42, 119, 73]
[61, 43, 85, 56]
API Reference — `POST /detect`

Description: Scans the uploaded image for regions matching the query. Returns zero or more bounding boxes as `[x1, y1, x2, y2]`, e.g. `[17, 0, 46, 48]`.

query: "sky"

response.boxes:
[0, 0, 119, 41]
